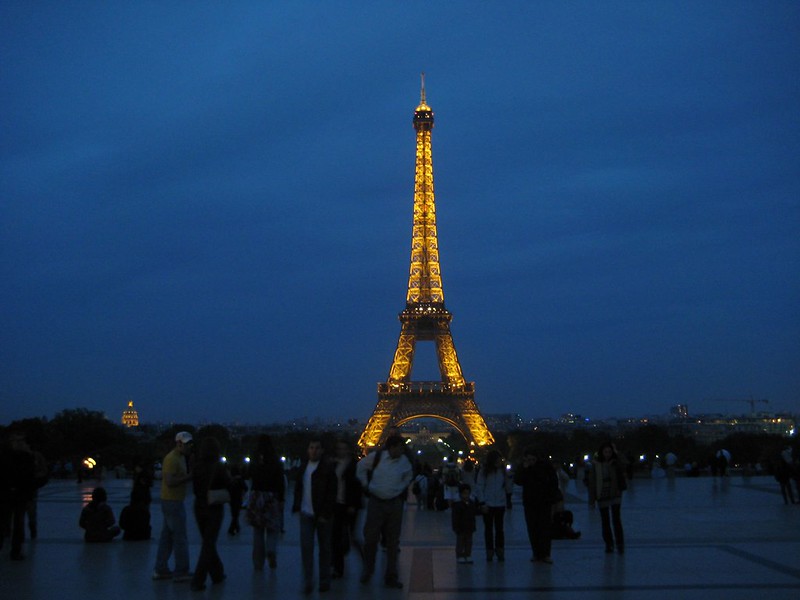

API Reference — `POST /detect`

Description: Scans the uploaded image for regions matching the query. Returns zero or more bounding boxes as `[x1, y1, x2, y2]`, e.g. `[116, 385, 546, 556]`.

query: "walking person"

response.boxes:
[292, 438, 337, 594]
[331, 439, 362, 579]
[246, 434, 285, 570]
[1, 430, 36, 560]
[452, 483, 477, 563]
[190, 436, 231, 591]
[514, 447, 559, 564]
[153, 431, 194, 582]
[475, 449, 511, 562]
[588, 442, 627, 554]
[356, 434, 413, 589]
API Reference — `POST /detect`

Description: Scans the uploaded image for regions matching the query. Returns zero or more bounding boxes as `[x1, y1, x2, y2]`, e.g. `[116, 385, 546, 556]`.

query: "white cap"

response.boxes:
[175, 431, 193, 444]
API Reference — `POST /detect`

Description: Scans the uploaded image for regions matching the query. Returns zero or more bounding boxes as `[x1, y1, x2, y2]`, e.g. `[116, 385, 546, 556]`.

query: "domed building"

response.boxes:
[121, 400, 139, 428]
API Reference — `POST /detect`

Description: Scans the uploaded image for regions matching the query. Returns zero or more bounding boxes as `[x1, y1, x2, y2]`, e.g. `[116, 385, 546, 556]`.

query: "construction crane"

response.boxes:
[707, 397, 770, 415]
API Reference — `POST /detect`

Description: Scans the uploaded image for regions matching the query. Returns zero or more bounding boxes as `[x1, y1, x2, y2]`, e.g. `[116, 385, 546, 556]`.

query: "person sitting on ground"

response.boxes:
[120, 484, 152, 540]
[79, 487, 121, 542]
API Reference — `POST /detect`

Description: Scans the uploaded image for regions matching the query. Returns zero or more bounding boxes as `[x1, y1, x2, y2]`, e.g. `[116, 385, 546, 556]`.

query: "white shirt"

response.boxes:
[356, 450, 412, 500]
[301, 460, 319, 516]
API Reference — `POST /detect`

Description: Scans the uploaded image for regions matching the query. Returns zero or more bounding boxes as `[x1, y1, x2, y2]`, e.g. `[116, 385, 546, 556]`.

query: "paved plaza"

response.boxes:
[2, 473, 799, 599]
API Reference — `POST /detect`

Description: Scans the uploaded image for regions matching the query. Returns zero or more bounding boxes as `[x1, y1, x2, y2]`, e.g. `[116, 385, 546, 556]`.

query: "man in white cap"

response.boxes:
[153, 431, 194, 581]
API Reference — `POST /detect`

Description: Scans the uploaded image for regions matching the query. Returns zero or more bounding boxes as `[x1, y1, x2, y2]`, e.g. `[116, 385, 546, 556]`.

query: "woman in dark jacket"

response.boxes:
[246, 434, 286, 570]
[588, 442, 627, 554]
[190, 437, 231, 591]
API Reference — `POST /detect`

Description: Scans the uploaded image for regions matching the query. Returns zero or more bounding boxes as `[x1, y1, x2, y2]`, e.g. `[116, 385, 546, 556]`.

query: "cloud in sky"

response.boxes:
[1, 3, 798, 424]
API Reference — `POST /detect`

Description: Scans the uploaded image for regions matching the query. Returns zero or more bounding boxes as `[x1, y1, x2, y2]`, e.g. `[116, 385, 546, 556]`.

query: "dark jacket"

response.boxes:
[338, 458, 363, 510]
[79, 502, 117, 542]
[292, 460, 337, 520]
[514, 459, 560, 508]
[192, 460, 231, 510]
[451, 499, 477, 534]
[250, 458, 286, 502]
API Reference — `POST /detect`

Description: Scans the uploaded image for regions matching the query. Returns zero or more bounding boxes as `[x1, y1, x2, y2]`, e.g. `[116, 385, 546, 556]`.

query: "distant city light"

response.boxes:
[244, 457, 251, 463]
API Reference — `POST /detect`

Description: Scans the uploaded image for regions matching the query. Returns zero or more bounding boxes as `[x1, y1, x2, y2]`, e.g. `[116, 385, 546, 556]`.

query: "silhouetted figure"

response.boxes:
[120, 484, 152, 540]
[190, 436, 231, 591]
[1, 430, 36, 559]
[452, 483, 477, 563]
[331, 439, 363, 578]
[476, 450, 511, 562]
[588, 442, 627, 554]
[25, 448, 49, 539]
[79, 487, 121, 542]
[293, 438, 337, 594]
[515, 447, 559, 564]
[246, 434, 285, 570]
[776, 447, 797, 505]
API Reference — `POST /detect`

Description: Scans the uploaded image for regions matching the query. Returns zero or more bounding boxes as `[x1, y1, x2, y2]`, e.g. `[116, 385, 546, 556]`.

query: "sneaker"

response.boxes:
[457, 557, 466, 564]
[173, 572, 193, 583]
[465, 556, 474, 564]
[152, 571, 174, 581]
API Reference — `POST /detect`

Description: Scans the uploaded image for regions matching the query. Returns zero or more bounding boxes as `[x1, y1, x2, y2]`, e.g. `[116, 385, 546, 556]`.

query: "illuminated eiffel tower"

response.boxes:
[358, 76, 494, 452]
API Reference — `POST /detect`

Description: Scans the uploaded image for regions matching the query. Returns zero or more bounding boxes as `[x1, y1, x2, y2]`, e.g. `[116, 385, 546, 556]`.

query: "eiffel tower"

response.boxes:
[358, 76, 494, 452]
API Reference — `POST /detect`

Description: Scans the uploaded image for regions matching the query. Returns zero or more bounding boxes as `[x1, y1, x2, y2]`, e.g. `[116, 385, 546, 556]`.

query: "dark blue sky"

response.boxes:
[2, 3, 798, 425]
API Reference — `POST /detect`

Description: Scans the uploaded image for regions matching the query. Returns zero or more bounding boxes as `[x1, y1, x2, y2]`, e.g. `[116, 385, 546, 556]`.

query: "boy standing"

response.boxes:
[451, 483, 476, 564]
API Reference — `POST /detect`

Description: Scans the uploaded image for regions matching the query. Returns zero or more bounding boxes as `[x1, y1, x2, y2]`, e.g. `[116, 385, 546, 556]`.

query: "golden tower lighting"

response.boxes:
[359, 75, 494, 451]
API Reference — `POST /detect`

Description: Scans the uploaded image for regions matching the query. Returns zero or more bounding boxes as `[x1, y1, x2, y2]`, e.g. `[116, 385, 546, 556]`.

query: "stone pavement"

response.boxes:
[2, 474, 799, 599]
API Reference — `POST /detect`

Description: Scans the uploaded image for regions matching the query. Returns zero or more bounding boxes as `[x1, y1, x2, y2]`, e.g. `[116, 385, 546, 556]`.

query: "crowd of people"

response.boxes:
[3, 426, 799, 594]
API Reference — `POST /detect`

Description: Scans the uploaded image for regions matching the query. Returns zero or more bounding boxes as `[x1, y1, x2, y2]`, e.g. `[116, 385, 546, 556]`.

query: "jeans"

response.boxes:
[331, 503, 358, 576]
[455, 531, 473, 558]
[252, 525, 279, 569]
[299, 513, 333, 588]
[523, 503, 552, 560]
[482, 506, 505, 556]
[192, 504, 224, 587]
[362, 496, 403, 583]
[155, 499, 189, 574]
[599, 502, 624, 550]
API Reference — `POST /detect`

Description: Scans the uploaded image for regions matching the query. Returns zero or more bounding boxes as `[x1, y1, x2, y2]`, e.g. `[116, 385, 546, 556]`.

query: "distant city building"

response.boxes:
[668, 413, 795, 444]
[670, 404, 689, 418]
[121, 400, 139, 427]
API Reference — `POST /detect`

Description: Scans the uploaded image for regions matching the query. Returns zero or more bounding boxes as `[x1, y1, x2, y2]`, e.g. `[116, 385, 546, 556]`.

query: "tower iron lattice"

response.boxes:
[358, 76, 494, 452]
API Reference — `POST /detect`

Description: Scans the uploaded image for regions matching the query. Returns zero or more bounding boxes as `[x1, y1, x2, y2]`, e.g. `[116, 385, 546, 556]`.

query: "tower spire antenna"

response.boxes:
[420, 71, 426, 105]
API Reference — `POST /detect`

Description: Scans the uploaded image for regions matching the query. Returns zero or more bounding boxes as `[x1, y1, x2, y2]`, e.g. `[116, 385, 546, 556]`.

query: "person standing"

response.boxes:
[587, 442, 627, 554]
[1, 430, 36, 560]
[331, 439, 362, 579]
[153, 431, 194, 582]
[514, 447, 559, 564]
[292, 438, 337, 594]
[356, 434, 413, 589]
[246, 434, 286, 570]
[452, 483, 477, 563]
[190, 436, 231, 591]
[475, 449, 511, 562]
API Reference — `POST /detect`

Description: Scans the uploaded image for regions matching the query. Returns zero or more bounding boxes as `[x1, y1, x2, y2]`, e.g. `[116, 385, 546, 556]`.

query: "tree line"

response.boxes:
[1, 409, 794, 476]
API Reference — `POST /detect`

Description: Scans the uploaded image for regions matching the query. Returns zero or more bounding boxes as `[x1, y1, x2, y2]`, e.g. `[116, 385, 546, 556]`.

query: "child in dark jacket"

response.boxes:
[79, 487, 121, 542]
[451, 483, 477, 563]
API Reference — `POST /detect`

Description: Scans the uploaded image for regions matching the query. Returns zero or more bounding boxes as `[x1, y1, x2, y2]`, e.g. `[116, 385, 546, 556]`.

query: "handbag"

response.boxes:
[207, 488, 231, 506]
[245, 490, 281, 532]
